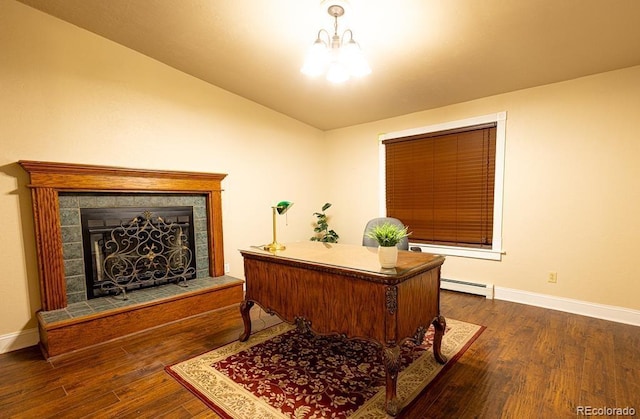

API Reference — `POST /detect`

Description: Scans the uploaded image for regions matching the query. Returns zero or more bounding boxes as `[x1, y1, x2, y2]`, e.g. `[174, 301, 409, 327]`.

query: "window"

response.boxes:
[379, 112, 506, 260]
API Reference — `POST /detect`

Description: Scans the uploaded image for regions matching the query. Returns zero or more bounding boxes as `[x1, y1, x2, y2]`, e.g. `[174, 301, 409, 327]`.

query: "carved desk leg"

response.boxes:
[383, 344, 401, 416]
[239, 300, 254, 342]
[432, 315, 448, 364]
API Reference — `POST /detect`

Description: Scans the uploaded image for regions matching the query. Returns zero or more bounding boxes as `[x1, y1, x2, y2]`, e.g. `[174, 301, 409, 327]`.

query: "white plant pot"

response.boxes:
[378, 245, 398, 269]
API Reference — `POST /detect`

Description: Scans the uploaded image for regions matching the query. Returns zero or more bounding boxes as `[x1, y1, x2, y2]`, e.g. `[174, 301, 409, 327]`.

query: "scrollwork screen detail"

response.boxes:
[82, 207, 196, 299]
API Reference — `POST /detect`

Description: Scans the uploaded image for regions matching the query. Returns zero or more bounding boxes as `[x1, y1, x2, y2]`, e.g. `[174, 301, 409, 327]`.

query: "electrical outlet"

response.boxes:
[548, 272, 557, 283]
[224, 263, 230, 273]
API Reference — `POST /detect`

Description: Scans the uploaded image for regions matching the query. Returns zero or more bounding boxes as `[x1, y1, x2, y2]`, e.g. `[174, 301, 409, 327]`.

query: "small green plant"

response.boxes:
[310, 202, 339, 243]
[365, 222, 410, 247]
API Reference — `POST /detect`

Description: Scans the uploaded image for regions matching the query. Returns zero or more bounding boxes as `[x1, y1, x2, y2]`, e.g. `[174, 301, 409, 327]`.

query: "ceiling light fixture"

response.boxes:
[301, 4, 371, 83]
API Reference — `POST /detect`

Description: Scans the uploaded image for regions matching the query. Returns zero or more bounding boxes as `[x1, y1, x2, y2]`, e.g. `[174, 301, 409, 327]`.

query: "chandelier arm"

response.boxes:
[341, 29, 354, 46]
[316, 28, 331, 46]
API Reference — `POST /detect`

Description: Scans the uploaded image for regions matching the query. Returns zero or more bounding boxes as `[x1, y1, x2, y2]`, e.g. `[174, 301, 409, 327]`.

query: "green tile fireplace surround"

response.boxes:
[58, 192, 211, 304]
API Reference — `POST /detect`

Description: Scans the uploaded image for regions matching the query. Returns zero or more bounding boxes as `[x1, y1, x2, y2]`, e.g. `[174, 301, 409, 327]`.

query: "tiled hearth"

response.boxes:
[39, 276, 238, 324]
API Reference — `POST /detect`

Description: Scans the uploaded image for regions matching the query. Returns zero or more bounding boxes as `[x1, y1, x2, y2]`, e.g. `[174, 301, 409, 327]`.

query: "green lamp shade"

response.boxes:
[276, 201, 293, 215]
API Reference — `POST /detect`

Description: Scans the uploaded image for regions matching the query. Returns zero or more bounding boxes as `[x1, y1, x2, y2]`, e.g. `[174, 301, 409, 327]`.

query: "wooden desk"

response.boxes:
[239, 241, 447, 416]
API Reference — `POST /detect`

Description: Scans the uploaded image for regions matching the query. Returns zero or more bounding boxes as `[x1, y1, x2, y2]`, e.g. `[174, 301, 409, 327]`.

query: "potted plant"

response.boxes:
[310, 202, 339, 243]
[365, 222, 410, 268]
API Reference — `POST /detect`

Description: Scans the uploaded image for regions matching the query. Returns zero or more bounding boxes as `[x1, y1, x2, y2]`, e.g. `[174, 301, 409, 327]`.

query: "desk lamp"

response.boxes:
[264, 201, 293, 252]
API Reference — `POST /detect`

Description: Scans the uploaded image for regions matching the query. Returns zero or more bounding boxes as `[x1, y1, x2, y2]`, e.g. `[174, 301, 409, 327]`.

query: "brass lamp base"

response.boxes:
[264, 201, 292, 253]
[264, 242, 286, 252]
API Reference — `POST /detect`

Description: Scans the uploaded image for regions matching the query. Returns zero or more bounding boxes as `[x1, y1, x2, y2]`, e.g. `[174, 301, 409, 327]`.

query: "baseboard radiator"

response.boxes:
[441, 277, 494, 299]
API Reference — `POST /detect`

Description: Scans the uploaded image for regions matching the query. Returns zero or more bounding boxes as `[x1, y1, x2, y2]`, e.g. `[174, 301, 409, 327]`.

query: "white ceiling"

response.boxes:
[16, 0, 640, 130]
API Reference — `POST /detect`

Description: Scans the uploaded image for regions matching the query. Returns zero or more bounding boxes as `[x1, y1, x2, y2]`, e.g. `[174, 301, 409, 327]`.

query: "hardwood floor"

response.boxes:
[1, 291, 638, 418]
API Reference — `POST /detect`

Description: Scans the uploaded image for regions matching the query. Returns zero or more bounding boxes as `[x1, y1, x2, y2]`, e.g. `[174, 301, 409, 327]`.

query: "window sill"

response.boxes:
[409, 243, 503, 261]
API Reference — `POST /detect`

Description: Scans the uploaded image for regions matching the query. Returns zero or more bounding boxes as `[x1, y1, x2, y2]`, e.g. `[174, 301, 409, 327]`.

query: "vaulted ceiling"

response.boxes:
[16, 0, 640, 130]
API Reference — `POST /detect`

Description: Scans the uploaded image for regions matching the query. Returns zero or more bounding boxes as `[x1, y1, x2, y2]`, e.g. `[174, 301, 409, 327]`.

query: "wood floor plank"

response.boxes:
[0, 359, 59, 406]
[190, 411, 222, 419]
[0, 348, 57, 402]
[180, 397, 222, 417]
[579, 318, 619, 410]
[2, 386, 68, 418]
[62, 359, 166, 395]
[155, 405, 196, 419]
[90, 371, 195, 418]
[612, 321, 640, 410]
[19, 390, 121, 419]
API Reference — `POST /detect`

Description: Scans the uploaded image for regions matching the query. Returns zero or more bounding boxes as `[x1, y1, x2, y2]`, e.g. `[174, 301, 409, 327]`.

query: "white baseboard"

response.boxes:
[0, 328, 39, 354]
[441, 278, 494, 299]
[494, 287, 640, 327]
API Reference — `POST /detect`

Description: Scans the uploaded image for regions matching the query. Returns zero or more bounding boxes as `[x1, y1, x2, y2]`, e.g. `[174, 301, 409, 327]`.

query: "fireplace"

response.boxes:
[80, 206, 197, 299]
[19, 160, 243, 359]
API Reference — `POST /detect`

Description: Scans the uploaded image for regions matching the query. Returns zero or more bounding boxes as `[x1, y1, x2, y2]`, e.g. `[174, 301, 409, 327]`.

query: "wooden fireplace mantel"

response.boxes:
[19, 160, 228, 311]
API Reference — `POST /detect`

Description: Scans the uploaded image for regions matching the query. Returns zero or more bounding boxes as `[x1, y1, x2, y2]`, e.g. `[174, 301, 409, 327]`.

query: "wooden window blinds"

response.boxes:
[383, 123, 496, 248]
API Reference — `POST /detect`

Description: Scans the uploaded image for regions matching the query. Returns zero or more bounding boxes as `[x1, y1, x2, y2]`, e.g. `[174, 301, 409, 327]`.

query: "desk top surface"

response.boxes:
[240, 241, 445, 279]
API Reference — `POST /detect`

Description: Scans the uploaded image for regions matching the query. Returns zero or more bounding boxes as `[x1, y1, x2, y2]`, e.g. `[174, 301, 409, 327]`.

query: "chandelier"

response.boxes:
[301, 4, 371, 83]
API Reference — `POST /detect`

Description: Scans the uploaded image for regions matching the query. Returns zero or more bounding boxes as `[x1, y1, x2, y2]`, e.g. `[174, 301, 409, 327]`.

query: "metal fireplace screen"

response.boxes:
[80, 207, 197, 299]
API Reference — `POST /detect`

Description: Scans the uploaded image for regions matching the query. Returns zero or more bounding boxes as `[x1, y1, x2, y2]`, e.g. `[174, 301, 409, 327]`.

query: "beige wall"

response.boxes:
[2, 0, 638, 346]
[324, 65, 640, 311]
[0, 1, 325, 337]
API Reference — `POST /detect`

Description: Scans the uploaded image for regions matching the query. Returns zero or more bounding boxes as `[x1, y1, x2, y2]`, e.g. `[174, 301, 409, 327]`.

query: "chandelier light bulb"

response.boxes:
[326, 60, 349, 83]
[301, 39, 329, 77]
[343, 38, 371, 77]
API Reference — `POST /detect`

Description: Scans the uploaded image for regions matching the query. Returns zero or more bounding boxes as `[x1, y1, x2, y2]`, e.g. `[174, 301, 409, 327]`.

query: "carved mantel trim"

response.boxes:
[19, 160, 227, 311]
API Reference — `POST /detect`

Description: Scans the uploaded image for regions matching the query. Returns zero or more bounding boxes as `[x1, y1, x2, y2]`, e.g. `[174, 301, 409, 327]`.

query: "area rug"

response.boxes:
[166, 318, 483, 418]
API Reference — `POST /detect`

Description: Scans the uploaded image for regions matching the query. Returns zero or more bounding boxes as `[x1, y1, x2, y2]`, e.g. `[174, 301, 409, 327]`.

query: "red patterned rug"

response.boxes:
[166, 318, 483, 418]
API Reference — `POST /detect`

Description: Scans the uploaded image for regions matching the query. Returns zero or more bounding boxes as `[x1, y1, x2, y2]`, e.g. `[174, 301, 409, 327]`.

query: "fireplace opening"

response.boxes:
[81, 206, 197, 299]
